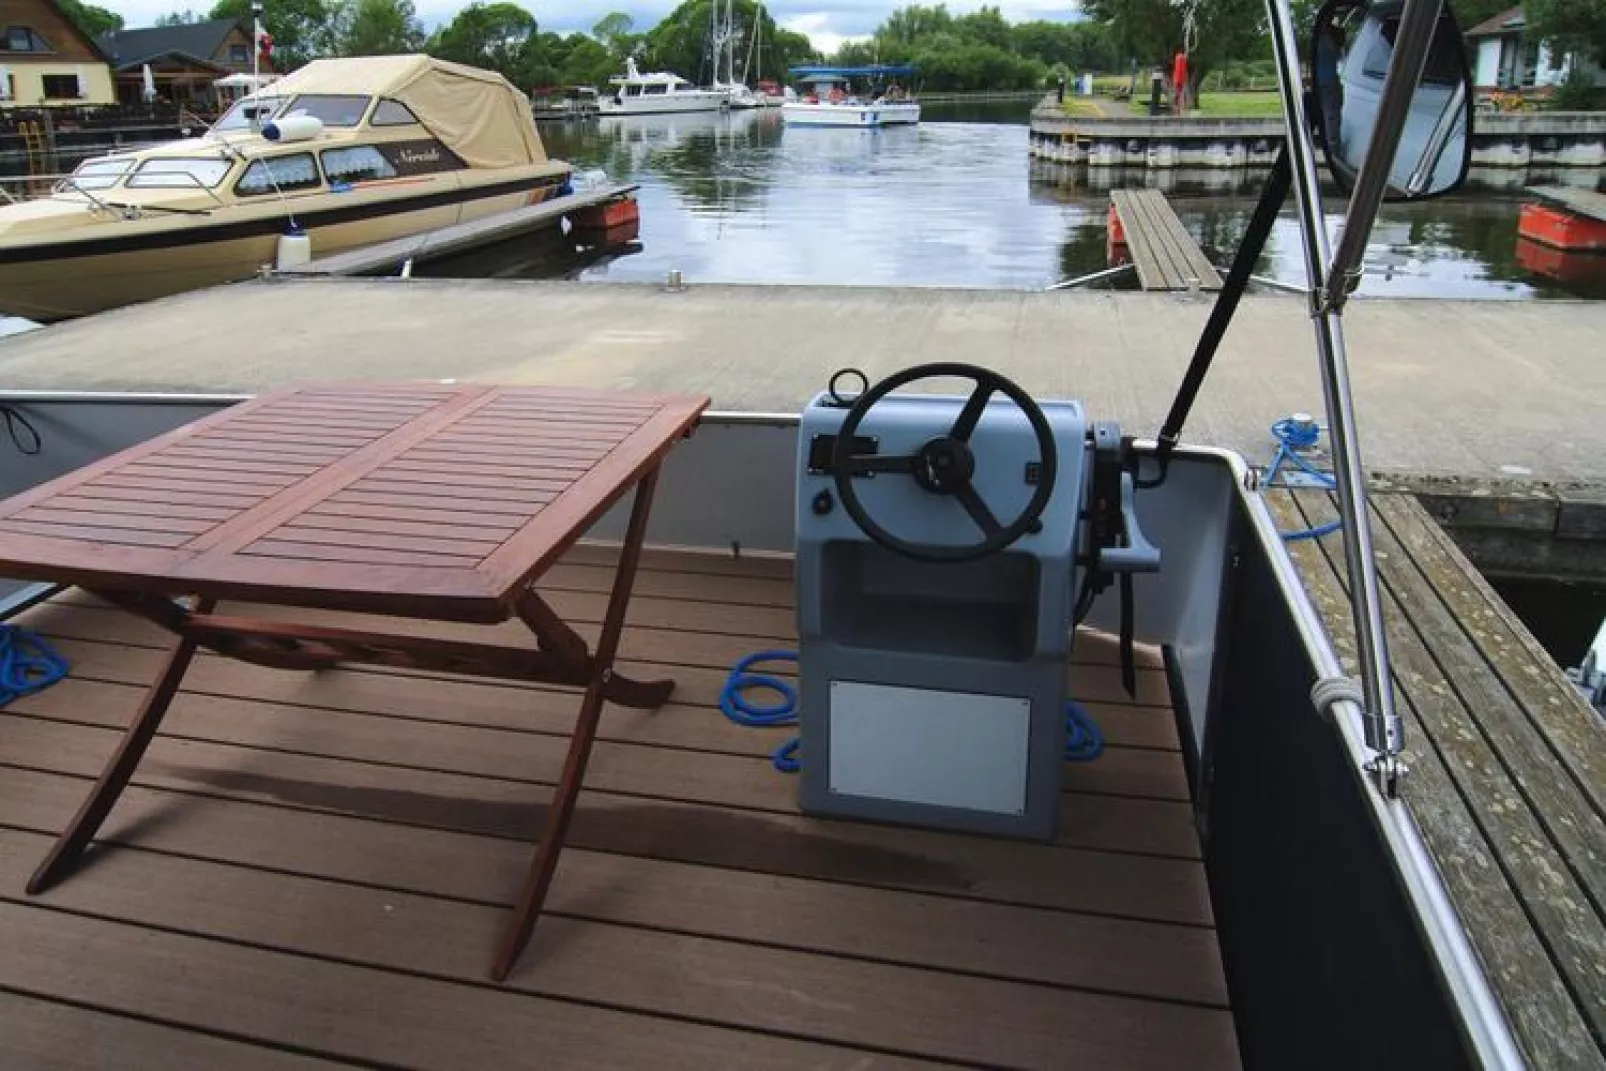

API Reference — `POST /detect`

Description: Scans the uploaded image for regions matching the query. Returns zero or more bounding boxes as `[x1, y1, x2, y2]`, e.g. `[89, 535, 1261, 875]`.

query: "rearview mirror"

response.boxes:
[1310, 0, 1473, 199]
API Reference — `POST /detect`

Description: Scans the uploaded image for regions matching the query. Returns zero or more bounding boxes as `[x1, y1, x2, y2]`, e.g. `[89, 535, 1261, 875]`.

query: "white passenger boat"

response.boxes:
[780, 66, 921, 128]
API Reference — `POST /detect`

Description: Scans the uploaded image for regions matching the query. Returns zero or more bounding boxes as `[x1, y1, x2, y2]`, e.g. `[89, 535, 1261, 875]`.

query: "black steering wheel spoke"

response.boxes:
[952, 482, 1003, 536]
[949, 383, 994, 442]
[849, 454, 917, 475]
[828, 362, 1058, 564]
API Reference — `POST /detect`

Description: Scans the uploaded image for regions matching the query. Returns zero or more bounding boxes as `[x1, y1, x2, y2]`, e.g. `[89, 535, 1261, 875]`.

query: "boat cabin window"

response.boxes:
[643, 84, 668, 95]
[235, 153, 322, 196]
[624, 85, 643, 97]
[281, 94, 371, 127]
[126, 157, 232, 189]
[370, 99, 420, 126]
[65, 158, 133, 190]
[212, 97, 286, 131]
[321, 145, 398, 184]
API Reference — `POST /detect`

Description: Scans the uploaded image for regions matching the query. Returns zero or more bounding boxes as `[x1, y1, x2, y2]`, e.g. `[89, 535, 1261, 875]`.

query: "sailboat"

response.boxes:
[712, 0, 766, 109]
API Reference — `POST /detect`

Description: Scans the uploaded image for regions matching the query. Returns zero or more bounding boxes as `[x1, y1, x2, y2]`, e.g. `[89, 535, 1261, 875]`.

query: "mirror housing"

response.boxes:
[1309, 0, 1474, 199]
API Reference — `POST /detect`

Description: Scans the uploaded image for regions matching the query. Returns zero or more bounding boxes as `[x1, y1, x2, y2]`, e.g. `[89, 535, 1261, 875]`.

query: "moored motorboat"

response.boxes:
[780, 66, 921, 128]
[0, 55, 571, 321]
[599, 57, 728, 116]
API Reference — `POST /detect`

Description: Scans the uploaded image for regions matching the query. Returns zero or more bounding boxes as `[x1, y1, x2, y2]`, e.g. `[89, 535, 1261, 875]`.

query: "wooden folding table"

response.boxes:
[0, 382, 709, 979]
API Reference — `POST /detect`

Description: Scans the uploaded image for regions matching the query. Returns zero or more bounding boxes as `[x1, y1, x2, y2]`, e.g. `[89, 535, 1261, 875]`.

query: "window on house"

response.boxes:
[40, 74, 81, 98]
[230, 44, 249, 63]
[370, 99, 419, 125]
[236, 153, 321, 196]
[3, 26, 51, 52]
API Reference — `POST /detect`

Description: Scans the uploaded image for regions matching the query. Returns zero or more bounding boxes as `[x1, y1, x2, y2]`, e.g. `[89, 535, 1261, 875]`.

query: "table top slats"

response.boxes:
[239, 540, 485, 570]
[292, 512, 518, 541]
[50, 497, 236, 523]
[321, 490, 545, 518]
[0, 383, 708, 620]
[268, 525, 503, 559]
[0, 520, 193, 548]
[15, 508, 216, 536]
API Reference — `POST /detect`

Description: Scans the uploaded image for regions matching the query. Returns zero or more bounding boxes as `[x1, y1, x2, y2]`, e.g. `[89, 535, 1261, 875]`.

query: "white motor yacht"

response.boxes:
[600, 58, 728, 116]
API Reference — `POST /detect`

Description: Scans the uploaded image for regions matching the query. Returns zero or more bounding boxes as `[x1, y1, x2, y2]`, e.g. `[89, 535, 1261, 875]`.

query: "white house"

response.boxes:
[1466, 5, 1606, 91]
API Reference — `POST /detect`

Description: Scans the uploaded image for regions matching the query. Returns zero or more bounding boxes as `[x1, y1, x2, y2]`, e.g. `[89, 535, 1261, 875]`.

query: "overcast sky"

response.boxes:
[100, 0, 1085, 56]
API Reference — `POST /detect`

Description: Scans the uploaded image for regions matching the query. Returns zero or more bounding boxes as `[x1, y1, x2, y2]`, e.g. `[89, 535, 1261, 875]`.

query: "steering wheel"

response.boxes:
[829, 363, 1058, 564]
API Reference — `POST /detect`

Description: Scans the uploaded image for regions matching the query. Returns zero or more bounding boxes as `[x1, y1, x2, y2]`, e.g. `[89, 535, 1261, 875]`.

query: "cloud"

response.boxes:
[102, 0, 1085, 53]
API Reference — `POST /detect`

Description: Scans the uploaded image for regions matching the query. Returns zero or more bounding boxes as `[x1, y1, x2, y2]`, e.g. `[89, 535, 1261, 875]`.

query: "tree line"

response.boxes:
[59, 0, 1606, 97]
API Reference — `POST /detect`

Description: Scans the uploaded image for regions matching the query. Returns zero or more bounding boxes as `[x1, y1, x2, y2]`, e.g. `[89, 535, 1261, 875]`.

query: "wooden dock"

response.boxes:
[1266, 489, 1606, 1069]
[0, 545, 1238, 1069]
[1528, 185, 1606, 222]
[1109, 189, 1223, 292]
[279, 184, 638, 277]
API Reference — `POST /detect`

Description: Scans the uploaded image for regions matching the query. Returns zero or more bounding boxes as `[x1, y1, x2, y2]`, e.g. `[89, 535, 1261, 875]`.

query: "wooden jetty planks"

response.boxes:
[1110, 189, 1224, 292]
[1266, 487, 1606, 1069]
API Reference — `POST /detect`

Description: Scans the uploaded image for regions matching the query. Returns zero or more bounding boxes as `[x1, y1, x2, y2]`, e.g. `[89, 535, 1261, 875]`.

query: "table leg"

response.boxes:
[27, 597, 217, 895]
[492, 466, 662, 981]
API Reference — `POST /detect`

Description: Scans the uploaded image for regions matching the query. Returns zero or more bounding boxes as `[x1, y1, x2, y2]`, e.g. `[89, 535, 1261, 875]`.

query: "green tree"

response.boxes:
[330, 0, 424, 56]
[1083, 0, 1267, 101]
[1011, 20, 1120, 71]
[427, 2, 537, 79]
[954, 5, 1012, 49]
[591, 12, 636, 52]
[59, 0, 122, 39]
[210, 0, 330, 70]
[155, 10, 203, 24]
[643, 0, 813, 83]
[1525, 0, 1606, 65]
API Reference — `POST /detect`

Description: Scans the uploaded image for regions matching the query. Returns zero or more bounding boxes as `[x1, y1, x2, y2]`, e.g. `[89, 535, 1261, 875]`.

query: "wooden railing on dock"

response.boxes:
[1268, 488, 1606, 1070]
[1109, 189, 1223, 292]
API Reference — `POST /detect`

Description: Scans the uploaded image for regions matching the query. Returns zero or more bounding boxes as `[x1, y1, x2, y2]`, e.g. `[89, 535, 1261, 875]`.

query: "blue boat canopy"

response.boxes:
[788, 65, 918, 78]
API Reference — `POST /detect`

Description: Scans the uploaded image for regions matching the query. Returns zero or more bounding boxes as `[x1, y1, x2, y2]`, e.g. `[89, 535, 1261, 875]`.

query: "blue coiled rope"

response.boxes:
[720, 650, 1102, 772]
[1265, 416, 1343, 542]
[0, 624, 68, 706]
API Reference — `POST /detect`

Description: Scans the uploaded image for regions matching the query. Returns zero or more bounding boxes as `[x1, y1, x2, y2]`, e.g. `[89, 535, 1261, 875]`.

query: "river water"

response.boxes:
[427, 100, 1606, 301]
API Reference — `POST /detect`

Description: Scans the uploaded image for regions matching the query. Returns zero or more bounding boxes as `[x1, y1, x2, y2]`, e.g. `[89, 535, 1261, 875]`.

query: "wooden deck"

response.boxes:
[1267, 491, 1606, 1071]
[1109, 190, 1224, 292]
[0, 544, 1236, 1070]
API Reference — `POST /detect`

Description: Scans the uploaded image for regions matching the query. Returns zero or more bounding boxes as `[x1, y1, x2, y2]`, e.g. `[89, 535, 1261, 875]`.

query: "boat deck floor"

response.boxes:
[0, 543, 1237, 1070]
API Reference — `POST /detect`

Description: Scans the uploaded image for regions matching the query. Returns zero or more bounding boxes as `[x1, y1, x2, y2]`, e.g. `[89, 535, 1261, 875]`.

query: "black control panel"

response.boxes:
[807, 434, 879, 475]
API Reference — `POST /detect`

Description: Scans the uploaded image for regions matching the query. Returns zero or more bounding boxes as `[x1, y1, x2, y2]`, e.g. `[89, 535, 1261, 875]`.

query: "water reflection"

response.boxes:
[502, 103, 1604, 299]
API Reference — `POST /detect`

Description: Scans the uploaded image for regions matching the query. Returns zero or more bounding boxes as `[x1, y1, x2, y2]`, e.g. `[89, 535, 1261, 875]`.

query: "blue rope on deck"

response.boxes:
[0, 624, 68, 706]
[720, 650, 1102, 772]
[1265, 416, 1343, 542]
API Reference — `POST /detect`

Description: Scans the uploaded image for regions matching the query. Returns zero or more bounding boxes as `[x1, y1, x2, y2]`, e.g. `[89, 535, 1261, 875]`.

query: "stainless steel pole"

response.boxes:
[1326, 0, 1447, 301]
[1264, 0, 1404, 794]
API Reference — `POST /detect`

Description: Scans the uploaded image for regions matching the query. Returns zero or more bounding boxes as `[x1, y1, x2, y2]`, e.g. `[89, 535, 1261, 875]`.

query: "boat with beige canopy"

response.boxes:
[0, 54, 572, 320]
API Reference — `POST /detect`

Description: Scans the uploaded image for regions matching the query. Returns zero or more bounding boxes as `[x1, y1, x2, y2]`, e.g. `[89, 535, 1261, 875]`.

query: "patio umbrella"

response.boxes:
[141, 63, 157, 103]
